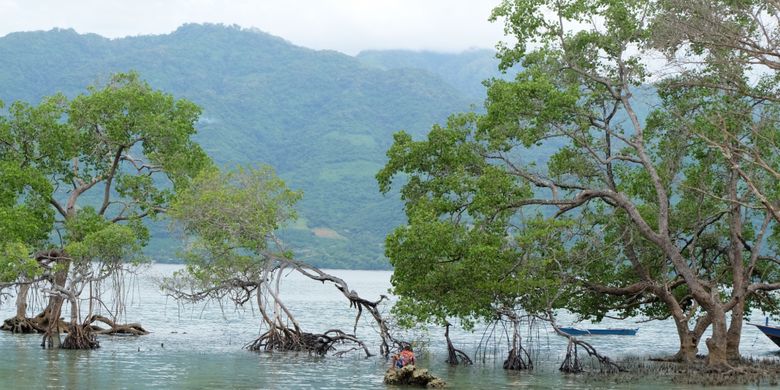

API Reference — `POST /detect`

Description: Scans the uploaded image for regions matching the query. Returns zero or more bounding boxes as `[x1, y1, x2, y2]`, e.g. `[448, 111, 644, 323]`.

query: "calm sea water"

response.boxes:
[1, 264, 778, 389]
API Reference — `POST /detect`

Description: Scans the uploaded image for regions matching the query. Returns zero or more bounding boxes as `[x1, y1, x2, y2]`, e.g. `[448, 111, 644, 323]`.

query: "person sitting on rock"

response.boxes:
[392, 345, 416, 368]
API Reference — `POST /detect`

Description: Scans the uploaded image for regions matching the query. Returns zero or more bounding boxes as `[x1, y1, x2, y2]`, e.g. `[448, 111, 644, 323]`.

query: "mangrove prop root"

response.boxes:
[86, 315, 149, 336]
[498, 309, 532, 371]
[62, 325, 99, 350]
[504, 347, 531, 370]
[245, 326, 372, 357]
[1, 316, 46, 334]
[246, 326, 305, 352]
[285, 259, 398, 357]
[558, 337, 624, 374]
[161, 253, 396, 357]
[445, 323, 473, 366]
[560, 341, 583, 373]
[2, 311, 69, 334]
[541, 309, 623, 374]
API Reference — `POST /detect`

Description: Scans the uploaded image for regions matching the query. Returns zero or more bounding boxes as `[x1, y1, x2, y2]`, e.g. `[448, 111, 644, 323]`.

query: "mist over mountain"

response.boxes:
[0, 23, 501, 269]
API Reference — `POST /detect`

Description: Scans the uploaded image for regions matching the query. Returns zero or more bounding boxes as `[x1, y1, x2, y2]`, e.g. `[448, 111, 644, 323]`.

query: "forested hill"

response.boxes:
[357, 49, 501, 101]
[0, 23, 499, 269]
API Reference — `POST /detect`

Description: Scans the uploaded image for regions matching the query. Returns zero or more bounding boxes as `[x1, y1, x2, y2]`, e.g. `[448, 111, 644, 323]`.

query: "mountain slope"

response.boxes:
[357, 48, 503, 102]
[0, 24, 487, 269]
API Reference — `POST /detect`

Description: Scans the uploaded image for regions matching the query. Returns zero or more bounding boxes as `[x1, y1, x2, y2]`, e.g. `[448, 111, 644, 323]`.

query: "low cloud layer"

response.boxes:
[0, 0, 506, 54]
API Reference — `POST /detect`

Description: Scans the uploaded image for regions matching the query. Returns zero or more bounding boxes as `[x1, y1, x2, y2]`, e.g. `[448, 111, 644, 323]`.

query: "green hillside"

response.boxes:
[0, 24, 497, 269]
[357, 48, 502, 102]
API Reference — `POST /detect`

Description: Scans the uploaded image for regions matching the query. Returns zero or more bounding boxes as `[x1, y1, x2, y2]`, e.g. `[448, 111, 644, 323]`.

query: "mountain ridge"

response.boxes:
[0, 23, 502, 269]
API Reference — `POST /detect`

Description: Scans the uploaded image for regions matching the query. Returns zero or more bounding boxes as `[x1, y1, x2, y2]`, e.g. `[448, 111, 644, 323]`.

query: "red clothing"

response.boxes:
[400, 350, 415, 366]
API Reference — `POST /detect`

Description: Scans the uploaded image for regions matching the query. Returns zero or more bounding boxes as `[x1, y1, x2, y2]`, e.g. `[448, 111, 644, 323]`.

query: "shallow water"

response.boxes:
[1, 264, 778, 389]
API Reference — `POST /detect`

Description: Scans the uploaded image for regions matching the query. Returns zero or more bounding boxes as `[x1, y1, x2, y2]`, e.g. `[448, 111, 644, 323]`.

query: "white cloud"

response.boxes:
[0, 0, 506, 54]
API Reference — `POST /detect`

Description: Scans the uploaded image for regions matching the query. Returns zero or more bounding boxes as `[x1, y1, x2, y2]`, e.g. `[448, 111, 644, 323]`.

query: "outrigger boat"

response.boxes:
[559, 327, 638, 336]
[749, 322, 780, 347]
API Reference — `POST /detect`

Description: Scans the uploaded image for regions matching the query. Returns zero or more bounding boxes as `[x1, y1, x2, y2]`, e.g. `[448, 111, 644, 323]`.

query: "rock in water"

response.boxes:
[383, 365, 447, 388]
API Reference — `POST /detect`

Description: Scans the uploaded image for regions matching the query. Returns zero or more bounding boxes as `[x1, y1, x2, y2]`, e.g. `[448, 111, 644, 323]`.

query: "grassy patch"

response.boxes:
[312, 227, 346, 240]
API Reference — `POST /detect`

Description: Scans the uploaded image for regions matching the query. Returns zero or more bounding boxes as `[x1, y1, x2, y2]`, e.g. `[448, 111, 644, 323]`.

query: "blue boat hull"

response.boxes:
[559, 327, 638, 336]
[750, 323, 780, 348]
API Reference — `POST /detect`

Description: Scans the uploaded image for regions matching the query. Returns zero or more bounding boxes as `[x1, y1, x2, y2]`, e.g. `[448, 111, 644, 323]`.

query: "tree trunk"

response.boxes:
[68, 290, 79, 326]
[0, 282, 41, 333]
[704, 309, 729, 369]
[725, 163, 744, 362]
[42, 260, 70, 349]
[15, 283, 30, 319]
[654, 283, 707, 363]
[43, 296, 64, 349]
[673, 329, 698, 363]
[662, 247, 729, 369]
[726, 300, 743, 361]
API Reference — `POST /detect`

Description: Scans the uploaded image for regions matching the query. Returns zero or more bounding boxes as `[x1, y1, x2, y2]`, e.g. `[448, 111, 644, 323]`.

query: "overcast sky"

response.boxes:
[0, 0, 506, 55]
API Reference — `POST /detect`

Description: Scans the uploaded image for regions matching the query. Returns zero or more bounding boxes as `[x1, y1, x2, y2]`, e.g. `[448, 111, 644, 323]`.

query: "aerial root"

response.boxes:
[504, 347, 531, 370]
[560, 341, 583, 373]
[559, 337, 624, 374]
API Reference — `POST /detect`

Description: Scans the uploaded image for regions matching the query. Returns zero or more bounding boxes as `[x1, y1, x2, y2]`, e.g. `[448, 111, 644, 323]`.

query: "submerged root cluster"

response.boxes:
[2, 316, 46, 334]
[62, 325, 100, 349]
[161, 254, 397, 358]
[1, 312, 70, 334]
[245, 326, 372, 357]
[246, 326, 306, 352]
[475, 309, 533, 371]
[504, 347, 531, 370]
[33, 315, 148, 350]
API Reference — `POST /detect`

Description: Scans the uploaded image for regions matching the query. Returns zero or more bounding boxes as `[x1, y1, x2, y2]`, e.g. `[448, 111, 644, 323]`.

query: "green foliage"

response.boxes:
[0, 100, 59, 282]
[0, 242, 42, 283]
[380, 0, 780, 334]
[0, 72, 210, 285]
[379, 111, 575, 327]
[0, 161, 54, 246]
[170, 165, 301, 283]
[66, 224, 143, 265]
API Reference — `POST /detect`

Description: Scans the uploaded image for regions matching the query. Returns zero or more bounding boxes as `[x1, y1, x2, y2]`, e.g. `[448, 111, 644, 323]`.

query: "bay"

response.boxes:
[1, 264, 778, 389]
